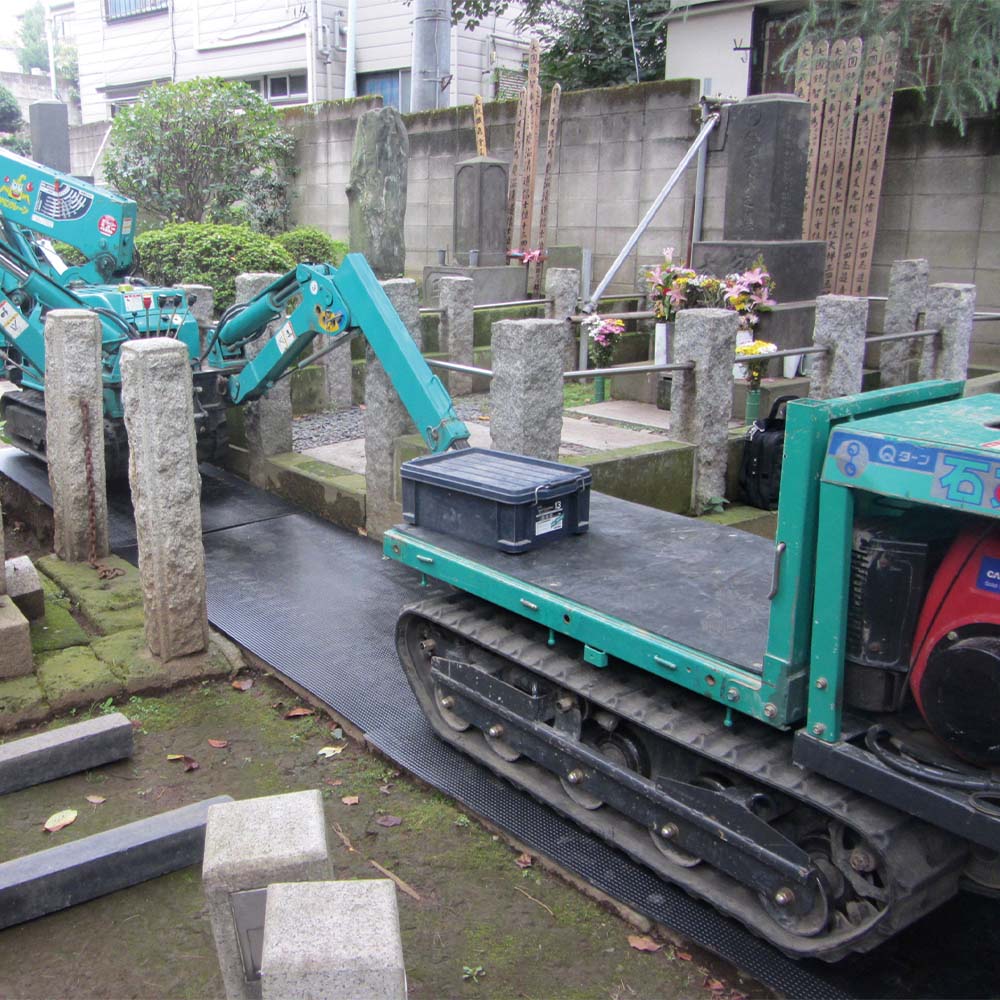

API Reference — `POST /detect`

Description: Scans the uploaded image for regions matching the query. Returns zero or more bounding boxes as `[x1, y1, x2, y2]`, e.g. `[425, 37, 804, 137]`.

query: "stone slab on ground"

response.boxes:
[0, 673, 48, 730]
[0, 712, 133, 795]
[5, 555, 44, 621]
[35, 646, 122, 713]
[0, 795, 233, 931]
[0, 596, 32, 680]
[203, 790, 332, 1000]
[262, 879, 406, 1000]
[35, 554, 145, 635]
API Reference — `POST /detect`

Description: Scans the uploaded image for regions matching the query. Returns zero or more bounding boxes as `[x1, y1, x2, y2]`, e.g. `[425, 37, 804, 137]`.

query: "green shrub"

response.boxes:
[52, 241, 88, 267]
[135, 223, 295, 314]
[276, 227, 348, 266]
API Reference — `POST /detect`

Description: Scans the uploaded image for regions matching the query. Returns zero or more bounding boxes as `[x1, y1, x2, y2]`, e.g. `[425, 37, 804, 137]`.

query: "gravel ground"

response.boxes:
[292, 393, 492, 450]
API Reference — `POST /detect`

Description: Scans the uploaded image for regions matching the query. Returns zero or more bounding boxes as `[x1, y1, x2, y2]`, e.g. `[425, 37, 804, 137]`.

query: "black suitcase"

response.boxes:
[739, 395, 798, 510]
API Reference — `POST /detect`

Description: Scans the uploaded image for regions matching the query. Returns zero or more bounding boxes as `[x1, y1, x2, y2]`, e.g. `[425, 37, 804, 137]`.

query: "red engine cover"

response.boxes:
[910, 525, 1000, 763]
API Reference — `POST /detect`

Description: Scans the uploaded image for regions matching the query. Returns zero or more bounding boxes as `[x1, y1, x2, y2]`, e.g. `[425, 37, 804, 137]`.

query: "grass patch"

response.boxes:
[563, 381, 595, 409]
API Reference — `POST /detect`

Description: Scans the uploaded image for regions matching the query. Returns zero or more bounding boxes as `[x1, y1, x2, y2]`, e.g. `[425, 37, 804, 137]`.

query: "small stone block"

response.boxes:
[36, 646, 122, 713]
[0, 597, 33, 680]
[203, 791, 332, 1000]
[5, 556, 45, 621]
[262, 880, 406, 1000]
[0, 711, 133, 795]
[0, 795, 234, 930]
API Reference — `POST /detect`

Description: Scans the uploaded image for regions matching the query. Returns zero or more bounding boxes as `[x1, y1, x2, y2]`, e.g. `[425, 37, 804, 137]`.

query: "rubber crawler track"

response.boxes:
[398, 593, 969, 962]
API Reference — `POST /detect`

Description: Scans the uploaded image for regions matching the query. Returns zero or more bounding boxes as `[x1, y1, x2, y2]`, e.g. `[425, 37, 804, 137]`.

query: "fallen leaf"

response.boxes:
[43, 809, 78, 833]
[85, 794, 106, 805]
[166, 754, 185, 761]
[341, 795, 360, 806]
[232, 678, 254, 691]
[379, 783, 393, 795]
[676, 950, 692, 962]
[317, 744, 346, 759]
[515, 852, 533, 869]
[331, 727, 344, 740]
[628, 935, 663, 953]
[208, 739, 229, 749]
[729, 992, 748, 1000]
[703, 979, 725, 993]
[375, 814, 402, 828]
[168, 754, 200, 771]
[284, 706, 315, 719]
[324, 778, 344, 787]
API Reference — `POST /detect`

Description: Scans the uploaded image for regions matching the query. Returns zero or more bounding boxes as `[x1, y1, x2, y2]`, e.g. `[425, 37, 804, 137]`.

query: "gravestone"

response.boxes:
[29, 101, 71, 173]
[347, 108, 408, 279]
[453, 155, 508, 266]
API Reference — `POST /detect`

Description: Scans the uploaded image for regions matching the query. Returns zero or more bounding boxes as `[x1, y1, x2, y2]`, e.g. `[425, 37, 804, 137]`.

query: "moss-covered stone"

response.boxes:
[290, 364, 327, 415]
[37, 555, 144, 635]
[703, 503, 778, 539]
[0, 674, 48, 731]
[264, 453, 366, 532]
[563, 441, 696, 514]
[91, 628, 147, 675]
[36, 646, 122, 712]
[30, 599, 89, 654]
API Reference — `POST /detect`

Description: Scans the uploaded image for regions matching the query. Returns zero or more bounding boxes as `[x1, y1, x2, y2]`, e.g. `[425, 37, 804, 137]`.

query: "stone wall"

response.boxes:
[870, 93, 999, 366]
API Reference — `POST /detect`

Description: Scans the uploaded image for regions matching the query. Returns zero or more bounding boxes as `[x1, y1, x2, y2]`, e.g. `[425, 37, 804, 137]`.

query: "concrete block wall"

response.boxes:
[871, 93, 999, 366]
[68, 121, 111, 182]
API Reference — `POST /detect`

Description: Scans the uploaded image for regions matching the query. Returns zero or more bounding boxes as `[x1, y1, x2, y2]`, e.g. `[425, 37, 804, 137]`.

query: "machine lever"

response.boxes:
[767, 542, 786, 600]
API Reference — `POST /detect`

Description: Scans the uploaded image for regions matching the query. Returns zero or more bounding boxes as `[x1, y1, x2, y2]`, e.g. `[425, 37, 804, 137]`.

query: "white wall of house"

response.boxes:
[74, 0, 529, 123]
[665, 3, 755, 98]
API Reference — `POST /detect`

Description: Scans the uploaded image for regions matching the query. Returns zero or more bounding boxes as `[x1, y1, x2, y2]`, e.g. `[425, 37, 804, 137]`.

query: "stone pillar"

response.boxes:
[236, 273, 293, 489]
[809, 295, 869, 400]
[261, 881, 406, 1000]
[203, 791, 331, 1000]
[880, 260, 929, 387]
[320, 342, 353, 411]
[29, 100, 71, 173]
[918, 284, 977, 383]
[364, 279, 421, 540]
[439, 276, 474, 396]
[119, 338, 208, 661]
[0, 498, 30, 679]
[544, 268, 580, 371]
[490, 318, 565, 462]
[44, 309, 109, 563]
[179, 283, 214, 359]
[347, 108, 408, 279]
[671, 308, 739, 512]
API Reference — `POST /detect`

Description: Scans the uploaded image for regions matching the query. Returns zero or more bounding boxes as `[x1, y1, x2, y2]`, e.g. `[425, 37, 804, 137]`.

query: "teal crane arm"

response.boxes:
[214, 253, 470, 453]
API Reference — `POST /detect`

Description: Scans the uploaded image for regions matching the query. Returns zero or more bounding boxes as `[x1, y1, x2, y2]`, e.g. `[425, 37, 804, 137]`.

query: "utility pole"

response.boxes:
[410, 0, 452, 112]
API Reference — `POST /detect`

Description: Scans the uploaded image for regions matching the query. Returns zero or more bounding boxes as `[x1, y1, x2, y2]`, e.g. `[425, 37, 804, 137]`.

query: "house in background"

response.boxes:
[70, 0, 530, 123]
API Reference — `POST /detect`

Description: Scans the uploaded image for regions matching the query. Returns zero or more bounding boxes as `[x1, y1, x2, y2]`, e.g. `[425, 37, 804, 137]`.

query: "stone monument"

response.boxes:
[347, 108, 408, 279]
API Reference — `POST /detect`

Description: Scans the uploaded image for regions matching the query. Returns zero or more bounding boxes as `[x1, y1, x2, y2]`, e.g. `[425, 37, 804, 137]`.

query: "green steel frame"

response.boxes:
[384, 380, 966, 732]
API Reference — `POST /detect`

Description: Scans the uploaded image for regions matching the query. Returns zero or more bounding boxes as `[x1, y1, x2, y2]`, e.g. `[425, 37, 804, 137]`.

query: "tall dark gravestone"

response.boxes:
[453, 155, 508, 266]
[29, 101, 71, 174]
[692, 94, 826, 350]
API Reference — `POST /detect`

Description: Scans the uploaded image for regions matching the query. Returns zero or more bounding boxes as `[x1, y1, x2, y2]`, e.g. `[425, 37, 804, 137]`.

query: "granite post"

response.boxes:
[671, 308, 739, 512]
[347, 108, 408, 279]
[119, 338, 208, 661]
[0, 499, 31, 680]
[544, 268, 581, 371]
[203, 791, 332, 1000]
[365, 278, 421, 540]
[490, 319, 565, 462]
[320, 339, 353, 411]
[44, 309, 109, 563]
[879, 260, 929, 387]
[918, 284, 977, 383]
[809, 296, 869, 400]
[261, 881, 406, 1000]
[178, 284, 214, 358]
[438, 276, 474, 396]
[236, 273, 293, 489]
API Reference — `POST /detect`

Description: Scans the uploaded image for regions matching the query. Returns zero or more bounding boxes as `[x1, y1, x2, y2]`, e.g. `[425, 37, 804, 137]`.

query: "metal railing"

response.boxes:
[419, 297, 553, 317]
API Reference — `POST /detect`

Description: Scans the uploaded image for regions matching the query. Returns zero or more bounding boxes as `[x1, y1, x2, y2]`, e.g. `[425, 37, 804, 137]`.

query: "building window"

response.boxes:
[268, 74, 308, 102]
[105, 0, 169, 21]
[357, 69, 411, 111]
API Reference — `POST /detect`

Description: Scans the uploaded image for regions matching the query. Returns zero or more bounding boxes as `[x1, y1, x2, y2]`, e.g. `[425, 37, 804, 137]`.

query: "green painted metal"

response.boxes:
[384, 529, 773, 725]
[805, 482, 855, 742]
[744, 387, 761, 424]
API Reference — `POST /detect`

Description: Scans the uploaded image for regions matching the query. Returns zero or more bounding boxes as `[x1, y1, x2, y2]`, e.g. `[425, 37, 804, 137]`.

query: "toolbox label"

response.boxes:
[0, 299, 28, 339]
[535, 500, 564, 536]
[977, 556, 1000, 593]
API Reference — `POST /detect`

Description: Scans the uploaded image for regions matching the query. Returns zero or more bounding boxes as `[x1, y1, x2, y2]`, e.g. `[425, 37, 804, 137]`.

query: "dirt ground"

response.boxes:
[0, 672, 765, 1000]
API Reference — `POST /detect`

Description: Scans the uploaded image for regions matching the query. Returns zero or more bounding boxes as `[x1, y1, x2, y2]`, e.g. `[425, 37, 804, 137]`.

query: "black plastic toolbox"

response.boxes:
[401, 447, 591, 553]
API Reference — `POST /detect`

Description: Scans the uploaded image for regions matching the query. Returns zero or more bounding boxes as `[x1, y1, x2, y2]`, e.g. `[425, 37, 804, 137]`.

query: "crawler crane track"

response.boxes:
[397, 593, 969, 962]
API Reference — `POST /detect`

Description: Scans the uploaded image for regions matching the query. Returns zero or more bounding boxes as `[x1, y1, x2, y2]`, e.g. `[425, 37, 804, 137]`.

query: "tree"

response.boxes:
[0, 84, 29, 158]
[103, 78, 297, 231]
[16, 3, 49, 75]
[779, 0, 1000, 134]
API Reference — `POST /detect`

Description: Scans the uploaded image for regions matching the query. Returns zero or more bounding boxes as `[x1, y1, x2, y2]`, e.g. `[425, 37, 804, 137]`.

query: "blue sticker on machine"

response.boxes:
[976, 555, 1000, 593]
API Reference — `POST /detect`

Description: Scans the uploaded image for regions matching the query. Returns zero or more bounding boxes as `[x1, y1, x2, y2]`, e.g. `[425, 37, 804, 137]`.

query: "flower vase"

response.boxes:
[593, 375, 607, 403]
[654, 322, 673, 366]
[782, 353, 802, 379]
[745, 388, 761, 424]
[733, 330, 753, 380]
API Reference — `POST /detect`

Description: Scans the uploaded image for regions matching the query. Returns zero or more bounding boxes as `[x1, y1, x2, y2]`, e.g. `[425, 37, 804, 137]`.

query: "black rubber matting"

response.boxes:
[399, 492, 773, 673]
[6, 451, 997, 999]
